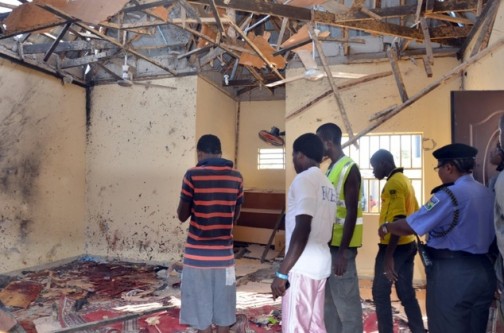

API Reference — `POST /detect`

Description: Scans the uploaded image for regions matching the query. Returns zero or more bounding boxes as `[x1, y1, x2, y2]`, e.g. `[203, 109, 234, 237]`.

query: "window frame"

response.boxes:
[342, 133, 423, 213]
[257, 147, 286, 170]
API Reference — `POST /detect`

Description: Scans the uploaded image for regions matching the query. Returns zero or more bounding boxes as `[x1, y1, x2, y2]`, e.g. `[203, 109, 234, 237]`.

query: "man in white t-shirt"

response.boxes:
[271, 133, 337, 332]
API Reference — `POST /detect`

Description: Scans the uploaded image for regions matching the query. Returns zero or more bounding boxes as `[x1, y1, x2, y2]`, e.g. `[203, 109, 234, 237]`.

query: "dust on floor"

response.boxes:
[0, 244, 428, 333]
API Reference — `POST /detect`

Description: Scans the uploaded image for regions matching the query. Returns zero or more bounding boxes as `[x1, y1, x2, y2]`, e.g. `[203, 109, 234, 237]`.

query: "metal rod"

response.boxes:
[244, 15, 271, 33]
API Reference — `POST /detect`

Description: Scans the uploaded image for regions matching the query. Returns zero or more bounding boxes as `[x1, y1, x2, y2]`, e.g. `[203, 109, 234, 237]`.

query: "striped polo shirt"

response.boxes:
[180, 157, 244, 268]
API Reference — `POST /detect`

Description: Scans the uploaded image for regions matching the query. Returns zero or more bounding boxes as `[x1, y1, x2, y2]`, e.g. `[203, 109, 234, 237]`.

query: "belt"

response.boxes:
[426, 247, 485, 259]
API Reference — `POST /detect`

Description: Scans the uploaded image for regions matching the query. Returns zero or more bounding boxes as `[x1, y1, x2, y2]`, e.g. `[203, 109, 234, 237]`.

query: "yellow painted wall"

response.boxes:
[285, 57, 461, 281]
[86, 77, 197, 264]
[196, 78, 238, 162]
[238, 100, 286, 191]
[0, 59, 86, 273]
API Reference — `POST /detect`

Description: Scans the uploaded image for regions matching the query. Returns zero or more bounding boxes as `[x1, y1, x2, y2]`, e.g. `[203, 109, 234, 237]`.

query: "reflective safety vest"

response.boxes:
[326, 156, 363, 247]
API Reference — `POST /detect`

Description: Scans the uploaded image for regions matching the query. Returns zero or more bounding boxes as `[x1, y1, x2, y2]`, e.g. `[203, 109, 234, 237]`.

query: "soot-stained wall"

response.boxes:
[0, 59, 86, 273]
[86, 77, 198, 264]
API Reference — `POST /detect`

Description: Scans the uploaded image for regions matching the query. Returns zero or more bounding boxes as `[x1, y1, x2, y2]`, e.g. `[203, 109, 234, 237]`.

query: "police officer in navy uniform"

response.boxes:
[378, 143, 496, 333]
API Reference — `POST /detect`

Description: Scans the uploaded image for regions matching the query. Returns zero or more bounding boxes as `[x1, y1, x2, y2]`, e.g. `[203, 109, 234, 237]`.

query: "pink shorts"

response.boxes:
[282, 271, 327, 333]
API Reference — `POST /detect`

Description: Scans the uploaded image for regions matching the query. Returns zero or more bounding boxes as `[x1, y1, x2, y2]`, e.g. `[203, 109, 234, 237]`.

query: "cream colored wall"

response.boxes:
[0, 59, 86, 273]
[285, 57, 461, 281]
[238, 100, 286, 191]
[196, 78, 238, 162]
[463, 1, 504, 89]
[86, 77, 197, 264]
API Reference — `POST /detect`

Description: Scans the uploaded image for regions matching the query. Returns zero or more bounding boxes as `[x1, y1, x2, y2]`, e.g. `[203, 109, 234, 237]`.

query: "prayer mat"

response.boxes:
[0, 281, 43, 309]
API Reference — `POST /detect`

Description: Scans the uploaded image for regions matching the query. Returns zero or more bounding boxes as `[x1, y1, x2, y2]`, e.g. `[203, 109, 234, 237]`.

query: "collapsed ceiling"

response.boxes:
[0, 0, 498, 100]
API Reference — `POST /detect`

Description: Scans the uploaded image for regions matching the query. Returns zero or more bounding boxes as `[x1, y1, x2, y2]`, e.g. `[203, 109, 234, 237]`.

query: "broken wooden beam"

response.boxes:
[422, 55, 433, 77]
[36, 2, 178, 75]
[229, 21, 285, 80]
[342, 37, 504, 149]
[419, 17, 433, 65]
[386, 46, 408, 103]
[23, 40, 113, 54]
[309, 23, 356, 142]
[286, 71, 392, 120]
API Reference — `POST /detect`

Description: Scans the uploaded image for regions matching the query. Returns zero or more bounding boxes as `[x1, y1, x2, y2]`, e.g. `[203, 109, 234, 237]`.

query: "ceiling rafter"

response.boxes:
[0, 0, 492, 98]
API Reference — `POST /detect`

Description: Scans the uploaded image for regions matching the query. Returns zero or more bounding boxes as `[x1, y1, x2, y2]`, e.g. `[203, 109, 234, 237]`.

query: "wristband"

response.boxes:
[381, 224, 389, 234]
[275, 271, 289, 280]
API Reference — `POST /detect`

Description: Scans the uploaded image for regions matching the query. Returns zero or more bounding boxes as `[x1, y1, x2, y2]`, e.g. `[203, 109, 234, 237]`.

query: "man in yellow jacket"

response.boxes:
[317, 123, 363, 333]
[370, 149, 425, 333]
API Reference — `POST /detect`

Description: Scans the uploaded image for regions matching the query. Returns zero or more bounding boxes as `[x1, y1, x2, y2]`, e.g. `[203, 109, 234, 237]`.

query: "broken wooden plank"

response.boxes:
[37, 3, 178, 75]
[187, 0, 480, 24]
[342, 37, 504, 149]
[415, 0, 423, 24]
[386, 46, 408, 103]
[425, 12, 474, 25]
[361, 6, 382, 20]
[422, 55, 433, 77]
[309, 23, 355, 142]
[369, 104, 397, 121]
[286, 71, 393, 120]
[0, 1, 17, 10]
[230, 22, 285, 79]
[208, 0, 226, 37]
[23, 40, 113, 54]
[458, 0, 499, 57]
[61, 50, 117, 68]
[420, 18, 433, 65]
[276, 17, 289, 51]
[470, 0, 499, 57]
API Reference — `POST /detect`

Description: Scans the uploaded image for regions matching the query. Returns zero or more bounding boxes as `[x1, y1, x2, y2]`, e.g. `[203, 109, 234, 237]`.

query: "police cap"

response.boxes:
[433, 143, 478, 161]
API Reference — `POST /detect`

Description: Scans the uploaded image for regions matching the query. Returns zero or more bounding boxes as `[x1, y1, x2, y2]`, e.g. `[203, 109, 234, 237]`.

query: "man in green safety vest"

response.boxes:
[316, 123, 363, 333]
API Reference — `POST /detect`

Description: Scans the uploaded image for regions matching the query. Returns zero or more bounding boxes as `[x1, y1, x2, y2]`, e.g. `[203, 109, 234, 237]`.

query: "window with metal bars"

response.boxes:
[342, 134, 423, 213]
[258, 148, 285, 170]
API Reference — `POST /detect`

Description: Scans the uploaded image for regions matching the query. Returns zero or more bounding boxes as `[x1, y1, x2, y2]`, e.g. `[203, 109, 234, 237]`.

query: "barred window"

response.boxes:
[258, 148, 285, 170]
[342, 134, 423, 213]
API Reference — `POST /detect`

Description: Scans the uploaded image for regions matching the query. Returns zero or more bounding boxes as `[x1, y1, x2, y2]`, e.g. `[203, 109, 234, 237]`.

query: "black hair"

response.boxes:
[197, 134, 222, 154]
[293, 133, 324, 163]
[316, 123, 342, 145]
[370, 149, 395, 166]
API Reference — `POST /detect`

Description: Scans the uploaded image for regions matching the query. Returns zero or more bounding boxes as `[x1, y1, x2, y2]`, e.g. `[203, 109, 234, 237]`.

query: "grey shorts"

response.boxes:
[179, 265, 236, 330]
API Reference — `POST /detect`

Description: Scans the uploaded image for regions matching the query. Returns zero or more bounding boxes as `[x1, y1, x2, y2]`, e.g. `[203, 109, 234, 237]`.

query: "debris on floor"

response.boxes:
[0, 243, 437, 333]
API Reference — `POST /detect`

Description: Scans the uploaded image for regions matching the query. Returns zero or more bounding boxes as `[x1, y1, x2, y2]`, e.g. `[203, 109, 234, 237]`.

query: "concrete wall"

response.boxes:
[196, 78, 238, 162]
[285, 57, 461, 281]
[86, 77, 197, 264]
[237, 100, 286, 191]
[0, 59, 86, 273]
[86, 76, 238, 265]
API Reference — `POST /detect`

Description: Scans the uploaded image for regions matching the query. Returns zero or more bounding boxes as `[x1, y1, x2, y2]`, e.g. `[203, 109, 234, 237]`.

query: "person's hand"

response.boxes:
[383, 256, 398, 283]
[378, 223, 389, 239]
[271, 277, 288, 300]
[333, 250, 348, 276]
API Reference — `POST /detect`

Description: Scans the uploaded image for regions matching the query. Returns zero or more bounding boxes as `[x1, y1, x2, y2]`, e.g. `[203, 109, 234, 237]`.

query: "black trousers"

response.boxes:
[425, 250, 496, 333]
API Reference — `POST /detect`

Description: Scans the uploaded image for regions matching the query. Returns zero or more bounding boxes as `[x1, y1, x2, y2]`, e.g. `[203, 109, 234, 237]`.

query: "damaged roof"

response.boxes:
[0, 0, 497, 99]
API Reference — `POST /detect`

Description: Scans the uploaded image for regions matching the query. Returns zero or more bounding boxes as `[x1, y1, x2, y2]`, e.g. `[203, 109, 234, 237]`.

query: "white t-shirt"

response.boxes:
[285, 166, 336, 280]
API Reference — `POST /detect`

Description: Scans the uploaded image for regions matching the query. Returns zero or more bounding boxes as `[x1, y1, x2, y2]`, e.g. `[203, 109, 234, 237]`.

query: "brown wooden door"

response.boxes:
[452, 91, 504, 186]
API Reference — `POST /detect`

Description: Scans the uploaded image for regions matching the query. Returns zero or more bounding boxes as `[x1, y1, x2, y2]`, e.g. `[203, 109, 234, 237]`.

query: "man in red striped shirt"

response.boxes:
[177, 134, 244, 333]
